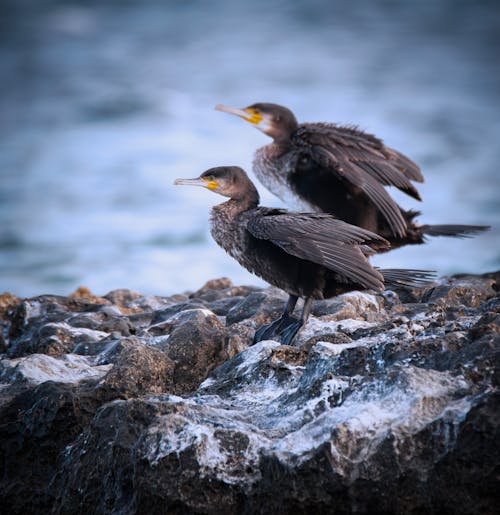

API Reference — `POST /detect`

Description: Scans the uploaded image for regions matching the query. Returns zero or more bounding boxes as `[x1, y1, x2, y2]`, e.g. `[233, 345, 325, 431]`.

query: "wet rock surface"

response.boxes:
[0, 273, 498, 514]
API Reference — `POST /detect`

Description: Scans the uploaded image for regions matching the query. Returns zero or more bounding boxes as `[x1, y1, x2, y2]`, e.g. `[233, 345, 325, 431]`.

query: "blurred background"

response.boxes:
[1, 0, 499, 297]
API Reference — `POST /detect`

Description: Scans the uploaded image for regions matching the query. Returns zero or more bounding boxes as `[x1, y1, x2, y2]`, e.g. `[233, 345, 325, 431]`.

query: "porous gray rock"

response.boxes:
[0, 274, 498, 514]
[157, 308, 228, 394]
[225, 288, 288, 325]
[96, 339, 176, 399]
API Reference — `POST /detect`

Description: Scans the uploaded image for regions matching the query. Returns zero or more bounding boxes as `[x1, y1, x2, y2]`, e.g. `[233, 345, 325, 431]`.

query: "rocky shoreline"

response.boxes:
[0, 273, 498, 514]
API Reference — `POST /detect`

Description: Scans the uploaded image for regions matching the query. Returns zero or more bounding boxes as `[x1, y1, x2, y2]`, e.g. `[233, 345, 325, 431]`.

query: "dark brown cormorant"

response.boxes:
[215, 103, 488, 248]
[175, 166, 433, 345]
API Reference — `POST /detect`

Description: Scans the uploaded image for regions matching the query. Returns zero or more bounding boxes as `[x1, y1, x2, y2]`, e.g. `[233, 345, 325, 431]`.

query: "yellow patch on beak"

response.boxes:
[215, 105, 263, 126]
[205, 179, 218, 190]
[174, 177, 218, 189]
[243, 108, 263, 125]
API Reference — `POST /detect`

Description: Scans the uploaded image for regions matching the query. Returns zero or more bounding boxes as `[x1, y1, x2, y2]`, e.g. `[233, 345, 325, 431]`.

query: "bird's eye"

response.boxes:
[208, 175, 215, 181]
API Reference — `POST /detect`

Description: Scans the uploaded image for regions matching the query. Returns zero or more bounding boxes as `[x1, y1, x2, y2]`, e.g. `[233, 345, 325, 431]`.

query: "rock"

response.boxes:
[300, 331, 352, 352]
[96, 339, 176, 399]
[148, 301, 209, 326]
[207, 296, 246, 316]
[0, 293, 18, 353]
[190, 277, 234, 296]
[226, 322, 256, 357]
[68, 286, 109, 304]
[0, 292, 20, 317]
[422, 276, 496, 307]
[189, 277, 259, 303]
[5, 295, 114, 358]
[0, 353, 112, 385]
[103, 288, 144, 310]
[161, 308, 228, 394]
[0, 381, 99, 512]
[104, 288, 181, 313]
[10, 319, 112, 358]
[311, 291, 385, 321]
[0, 273, 498, 514]
[226, 288, 288, 325]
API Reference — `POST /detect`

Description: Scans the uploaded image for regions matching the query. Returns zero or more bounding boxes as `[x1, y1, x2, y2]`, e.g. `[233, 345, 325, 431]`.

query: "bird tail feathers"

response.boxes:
[422, 224, 490, 238]
[378, 268, 436, 289]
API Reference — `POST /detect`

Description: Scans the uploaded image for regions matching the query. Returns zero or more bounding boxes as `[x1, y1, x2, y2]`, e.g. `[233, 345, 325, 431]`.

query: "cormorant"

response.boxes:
[215, 103, 488, 248]
[175, 166, 432, 345]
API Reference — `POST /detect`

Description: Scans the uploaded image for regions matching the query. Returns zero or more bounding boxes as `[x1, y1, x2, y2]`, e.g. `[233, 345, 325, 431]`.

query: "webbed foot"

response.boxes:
[253, 314, 299, 344]
[279, 319, 305, 346]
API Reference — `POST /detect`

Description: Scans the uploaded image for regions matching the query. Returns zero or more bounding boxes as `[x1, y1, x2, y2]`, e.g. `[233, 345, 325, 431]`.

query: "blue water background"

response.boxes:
[1, 0, 499, 297]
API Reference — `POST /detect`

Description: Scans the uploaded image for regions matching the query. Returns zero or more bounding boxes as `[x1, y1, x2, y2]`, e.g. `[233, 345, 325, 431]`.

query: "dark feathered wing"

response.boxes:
[378, 268, 436, 289]
[246, 211, 389, 291]
[291, 123, 424, 237]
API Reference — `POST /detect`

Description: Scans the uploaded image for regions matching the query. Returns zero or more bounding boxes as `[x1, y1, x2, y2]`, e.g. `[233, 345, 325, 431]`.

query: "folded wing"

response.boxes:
[247, 211, 389, 291]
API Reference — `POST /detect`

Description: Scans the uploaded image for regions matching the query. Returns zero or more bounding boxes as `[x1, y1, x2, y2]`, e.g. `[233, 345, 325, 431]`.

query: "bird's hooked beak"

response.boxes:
[174, 176, 218, 190]
[215, 104, 263, 126]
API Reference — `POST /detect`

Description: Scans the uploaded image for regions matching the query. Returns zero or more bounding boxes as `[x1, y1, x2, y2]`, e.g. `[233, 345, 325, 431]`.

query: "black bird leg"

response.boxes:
[253, 295, 298, 344]
[279, 297, 313, 346]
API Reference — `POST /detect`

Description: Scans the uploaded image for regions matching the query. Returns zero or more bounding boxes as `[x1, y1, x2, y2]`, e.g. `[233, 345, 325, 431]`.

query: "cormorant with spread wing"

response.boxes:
[175, 166, 432, 345]
[215, 103, 488, 247]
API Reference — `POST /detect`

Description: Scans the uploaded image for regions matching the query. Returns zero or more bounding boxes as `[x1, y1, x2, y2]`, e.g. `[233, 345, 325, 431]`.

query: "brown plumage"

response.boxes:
[175, 166, 433, 345]
[216, 102, 488, 248]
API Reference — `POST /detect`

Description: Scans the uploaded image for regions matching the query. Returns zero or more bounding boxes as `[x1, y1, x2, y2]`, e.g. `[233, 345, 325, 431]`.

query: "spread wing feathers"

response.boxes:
[355, 161, 421, 200]
[304, 144, 408, 238]
[293, 122, 423, 198]
[385, 148, 424, 183]
[246, 213, 387, 290]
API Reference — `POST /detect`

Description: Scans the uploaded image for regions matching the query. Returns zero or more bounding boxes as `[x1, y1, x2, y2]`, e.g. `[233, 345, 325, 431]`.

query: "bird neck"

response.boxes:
[271, 136, 293, 153]
[218, 189, 260, 217]
[269, 116, 298, 147]
[234, 189, 260, 211]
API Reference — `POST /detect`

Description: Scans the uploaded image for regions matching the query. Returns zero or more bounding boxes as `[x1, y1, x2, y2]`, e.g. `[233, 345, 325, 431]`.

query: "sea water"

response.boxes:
[1, 0, 499, 297]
